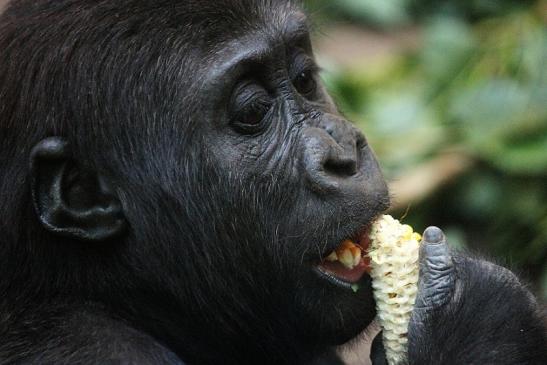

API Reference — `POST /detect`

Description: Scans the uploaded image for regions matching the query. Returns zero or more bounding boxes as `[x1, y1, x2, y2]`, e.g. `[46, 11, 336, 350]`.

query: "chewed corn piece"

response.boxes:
[367, 215, 422, 365]
[335, 239, 362, 269]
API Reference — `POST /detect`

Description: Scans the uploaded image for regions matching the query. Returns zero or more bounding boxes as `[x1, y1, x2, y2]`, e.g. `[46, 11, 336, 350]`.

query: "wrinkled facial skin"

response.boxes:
[173, 8, 390, 361]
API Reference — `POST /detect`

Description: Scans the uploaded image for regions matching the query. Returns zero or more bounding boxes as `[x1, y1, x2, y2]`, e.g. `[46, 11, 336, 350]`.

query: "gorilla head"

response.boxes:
[0, 0, 389, 363]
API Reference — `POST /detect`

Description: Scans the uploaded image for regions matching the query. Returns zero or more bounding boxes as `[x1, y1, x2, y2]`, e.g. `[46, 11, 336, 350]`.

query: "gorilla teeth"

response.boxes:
[325, 251, 338, 262]
[325, 239, 362, 270]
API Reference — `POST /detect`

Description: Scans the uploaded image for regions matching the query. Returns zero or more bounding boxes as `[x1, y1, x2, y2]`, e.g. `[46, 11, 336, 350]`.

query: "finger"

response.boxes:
[414, 226, 455, 310]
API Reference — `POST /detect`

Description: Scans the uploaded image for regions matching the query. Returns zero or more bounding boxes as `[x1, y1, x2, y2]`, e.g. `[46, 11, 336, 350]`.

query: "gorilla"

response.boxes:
[0, 1, 545, 364]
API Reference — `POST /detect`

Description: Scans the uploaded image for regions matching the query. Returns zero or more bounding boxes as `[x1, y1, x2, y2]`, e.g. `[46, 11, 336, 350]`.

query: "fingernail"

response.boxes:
[423, 226, 444, 244]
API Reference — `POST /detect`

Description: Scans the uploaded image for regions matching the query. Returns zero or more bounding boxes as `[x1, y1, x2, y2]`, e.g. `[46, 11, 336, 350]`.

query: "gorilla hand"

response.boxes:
[407, 227, 547, 365]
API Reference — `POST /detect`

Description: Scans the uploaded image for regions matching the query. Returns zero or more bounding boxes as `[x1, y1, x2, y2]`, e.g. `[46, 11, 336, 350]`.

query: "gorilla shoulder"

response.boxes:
[0, 304, 184, 364]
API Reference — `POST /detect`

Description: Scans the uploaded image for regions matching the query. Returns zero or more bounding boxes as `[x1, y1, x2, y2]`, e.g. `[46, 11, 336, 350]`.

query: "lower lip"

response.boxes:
[316, 256, 371, 285]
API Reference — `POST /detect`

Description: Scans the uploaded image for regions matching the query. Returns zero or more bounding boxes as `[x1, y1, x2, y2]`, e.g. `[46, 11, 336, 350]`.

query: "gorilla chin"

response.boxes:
[297, 260, 377, 347]
[294, 210, 388, 347]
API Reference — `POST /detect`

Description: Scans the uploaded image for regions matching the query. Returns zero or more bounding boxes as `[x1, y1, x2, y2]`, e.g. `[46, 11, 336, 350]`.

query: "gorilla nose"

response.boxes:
[301, 114, 368, 192]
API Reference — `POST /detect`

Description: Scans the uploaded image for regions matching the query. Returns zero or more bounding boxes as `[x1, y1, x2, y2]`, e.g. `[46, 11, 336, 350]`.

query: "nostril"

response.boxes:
[325, 126, 335, 138]
[324, 156, 358, 177]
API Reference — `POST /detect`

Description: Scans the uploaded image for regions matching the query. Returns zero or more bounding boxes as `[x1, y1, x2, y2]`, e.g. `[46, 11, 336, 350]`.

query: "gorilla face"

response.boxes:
[89, 3, 389, 358]
[150, 7, 391, 352]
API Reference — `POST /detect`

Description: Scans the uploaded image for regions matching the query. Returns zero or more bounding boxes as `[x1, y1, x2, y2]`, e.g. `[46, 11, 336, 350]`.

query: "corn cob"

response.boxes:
[367, 215, 422, 365]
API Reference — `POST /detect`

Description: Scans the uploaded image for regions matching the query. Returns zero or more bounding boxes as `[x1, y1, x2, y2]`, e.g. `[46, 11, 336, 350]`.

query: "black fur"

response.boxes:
[408, 255, 547, 365]
[0, 1, 545, 364]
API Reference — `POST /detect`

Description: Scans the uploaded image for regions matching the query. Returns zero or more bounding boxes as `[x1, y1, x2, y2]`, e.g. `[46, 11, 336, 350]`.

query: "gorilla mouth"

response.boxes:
[315, 225, 372, 289]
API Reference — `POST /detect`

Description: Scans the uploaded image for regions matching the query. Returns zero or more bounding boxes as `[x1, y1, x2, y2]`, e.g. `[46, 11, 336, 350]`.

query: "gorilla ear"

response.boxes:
[29, 137, 127, 242]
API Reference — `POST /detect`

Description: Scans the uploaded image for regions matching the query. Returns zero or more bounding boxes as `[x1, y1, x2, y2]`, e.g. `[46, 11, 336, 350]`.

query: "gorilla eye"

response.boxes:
[239, 101, 270, 126]
[293, 70, 317, 98]
[230, 82, 272, 134]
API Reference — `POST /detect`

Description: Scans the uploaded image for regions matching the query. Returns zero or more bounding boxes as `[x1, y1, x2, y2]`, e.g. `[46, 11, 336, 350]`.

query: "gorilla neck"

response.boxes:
[105, 290, 321, 365]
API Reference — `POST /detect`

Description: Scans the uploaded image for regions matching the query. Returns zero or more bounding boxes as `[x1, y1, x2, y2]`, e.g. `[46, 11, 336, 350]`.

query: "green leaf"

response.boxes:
[492, 133, 547, 175]
[421, 16, 476, 81]
[450, 79, 530, 130]
[334, 0, 410, 28]
[362, 88, 445, 172]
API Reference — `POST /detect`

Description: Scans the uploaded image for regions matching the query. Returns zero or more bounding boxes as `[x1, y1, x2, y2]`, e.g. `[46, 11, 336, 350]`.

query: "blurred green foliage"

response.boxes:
[307, 0, 535, 28]
[306, 0, 547, 298]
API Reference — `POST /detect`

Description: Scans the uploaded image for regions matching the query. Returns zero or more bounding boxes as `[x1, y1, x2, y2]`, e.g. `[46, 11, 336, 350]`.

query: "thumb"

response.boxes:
[409, 227, 456, 357]
[414, 226, 455, 310]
